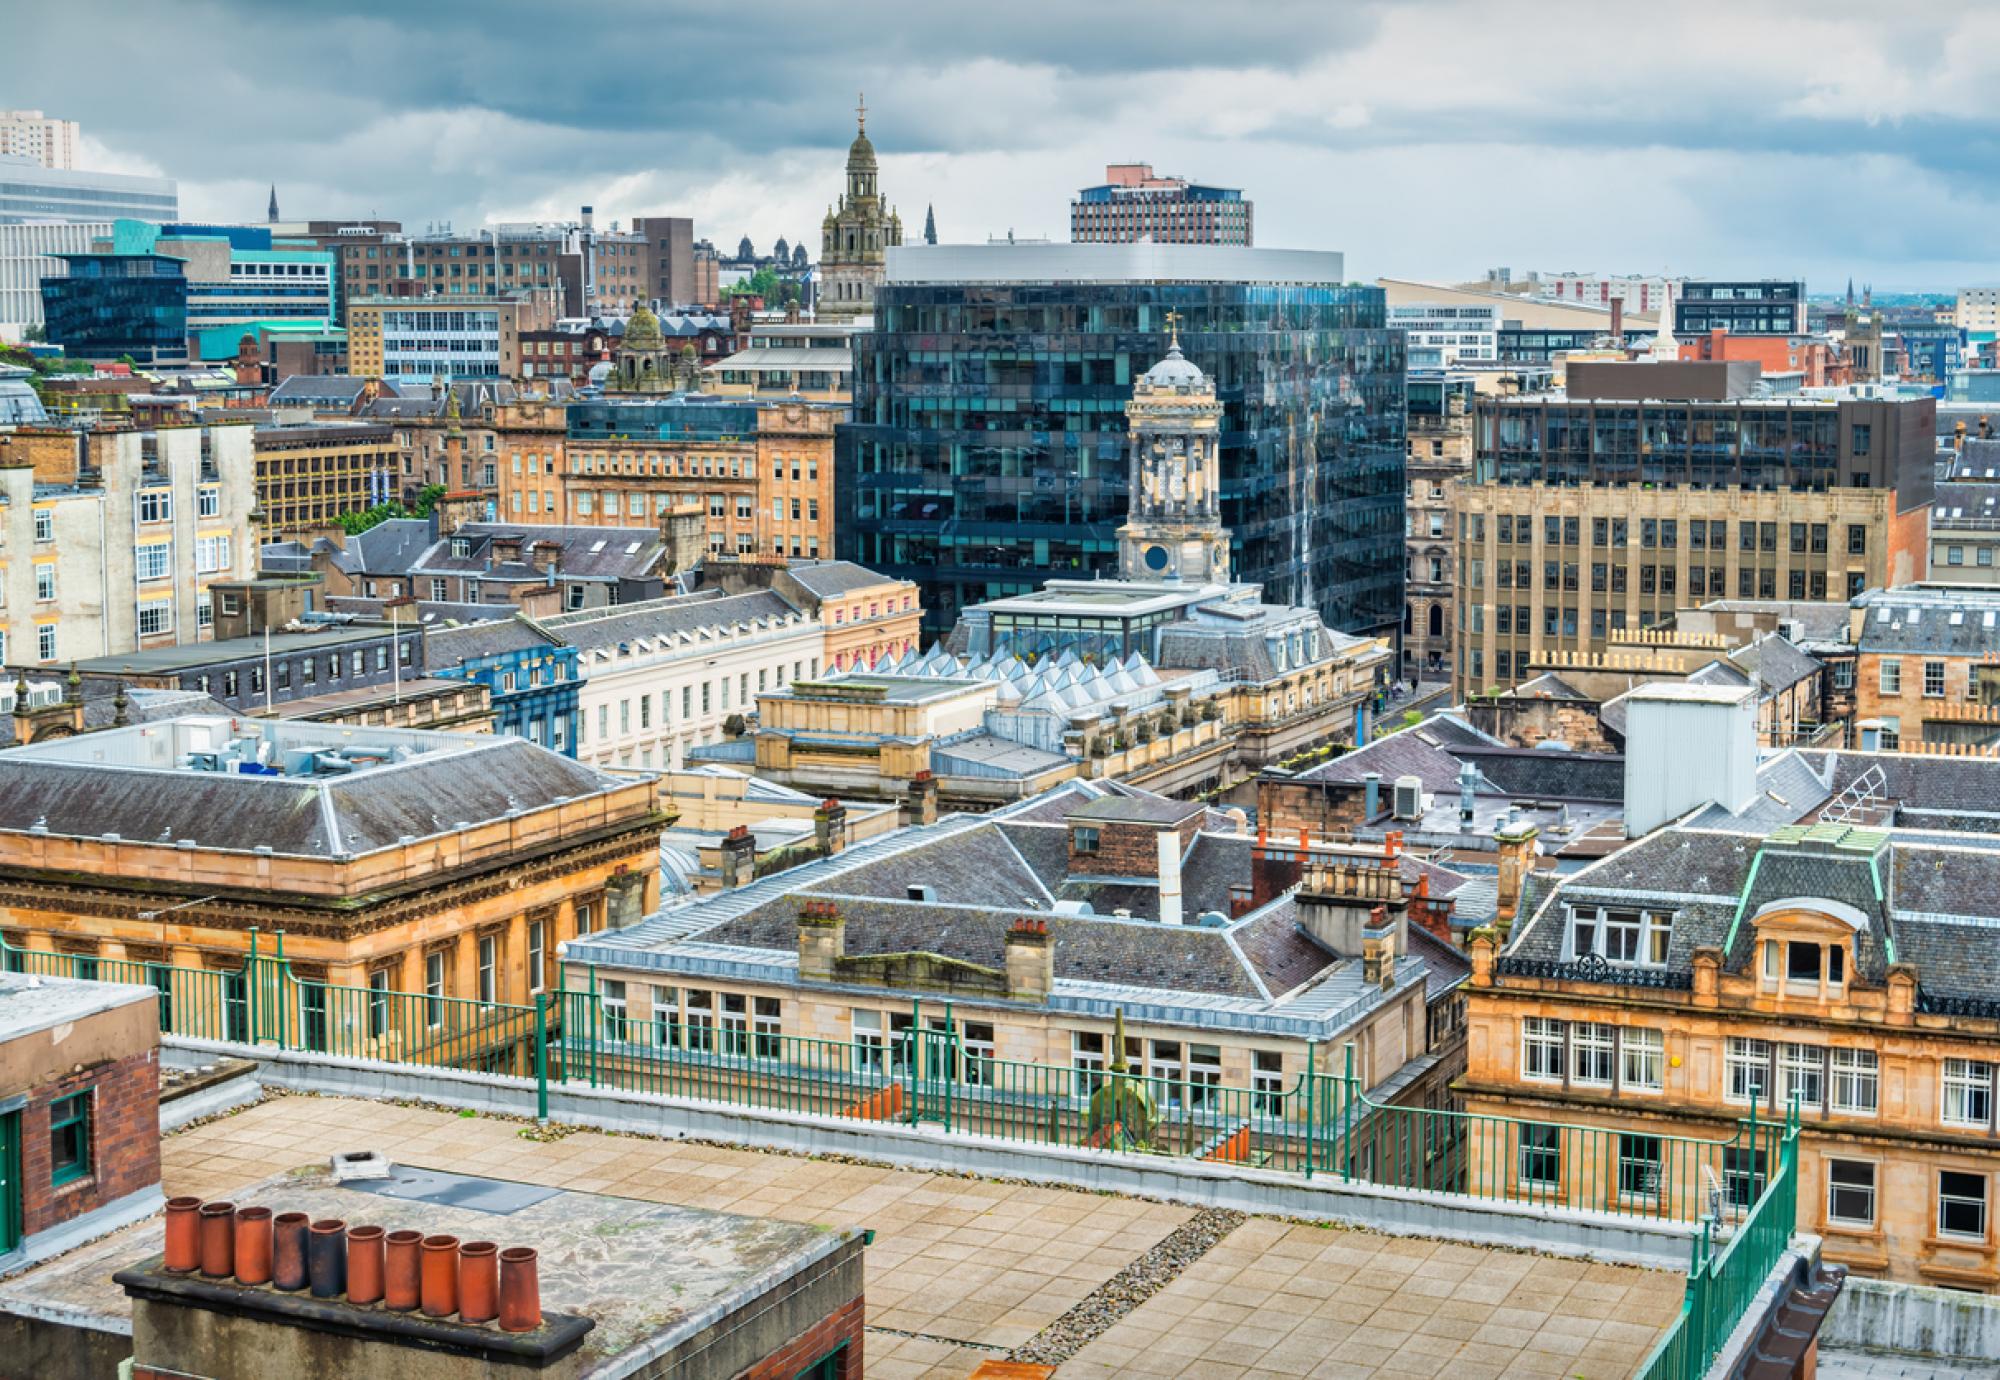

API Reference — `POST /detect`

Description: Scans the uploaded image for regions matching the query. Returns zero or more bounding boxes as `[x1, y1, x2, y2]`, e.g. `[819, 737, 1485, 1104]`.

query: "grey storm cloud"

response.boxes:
[8, 0, 2000, 287]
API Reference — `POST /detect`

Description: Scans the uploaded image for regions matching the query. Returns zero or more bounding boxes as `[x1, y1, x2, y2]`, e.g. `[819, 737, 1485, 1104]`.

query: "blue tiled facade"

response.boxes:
[435, 643, 582, 755]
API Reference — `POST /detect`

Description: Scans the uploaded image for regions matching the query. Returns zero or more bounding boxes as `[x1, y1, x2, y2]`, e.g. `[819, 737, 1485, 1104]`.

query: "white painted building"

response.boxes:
[548, 588, 826, 771]
[1539, 272, 1685, 316]
[1387, 302, 1501, 365]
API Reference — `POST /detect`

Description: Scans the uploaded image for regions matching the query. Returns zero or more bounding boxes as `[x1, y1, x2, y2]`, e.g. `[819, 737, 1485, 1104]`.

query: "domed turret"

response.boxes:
[623, 302, 664, 351]
[1139, 341, 1206, 390]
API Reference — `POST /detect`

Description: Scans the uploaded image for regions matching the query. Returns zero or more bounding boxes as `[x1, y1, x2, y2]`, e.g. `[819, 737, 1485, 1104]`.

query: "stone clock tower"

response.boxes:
[1117, 317, 1231, 584]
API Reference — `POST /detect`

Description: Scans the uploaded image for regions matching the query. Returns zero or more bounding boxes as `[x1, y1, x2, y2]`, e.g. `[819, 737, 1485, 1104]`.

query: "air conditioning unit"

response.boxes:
[1392, 774, 1425, 821]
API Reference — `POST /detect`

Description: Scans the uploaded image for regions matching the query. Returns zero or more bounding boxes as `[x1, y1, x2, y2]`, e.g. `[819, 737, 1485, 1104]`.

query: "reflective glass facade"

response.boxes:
[837, 280, 1405, 639]
[41, 253, 187, 362]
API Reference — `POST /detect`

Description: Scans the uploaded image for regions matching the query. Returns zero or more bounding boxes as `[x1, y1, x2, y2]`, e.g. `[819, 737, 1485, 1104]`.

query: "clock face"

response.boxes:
[1145, 545, 1170, 572]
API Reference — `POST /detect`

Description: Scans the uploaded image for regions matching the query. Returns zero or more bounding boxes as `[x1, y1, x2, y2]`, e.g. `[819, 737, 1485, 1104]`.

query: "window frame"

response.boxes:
[49, 1089, 91, 1187]
[1827, 1158, 1876, 1229]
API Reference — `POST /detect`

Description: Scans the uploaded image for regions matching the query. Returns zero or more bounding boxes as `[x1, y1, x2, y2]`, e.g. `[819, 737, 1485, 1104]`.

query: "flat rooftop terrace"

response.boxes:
[75, 1094, 1688, 1378]
[2, 714, 483, 780]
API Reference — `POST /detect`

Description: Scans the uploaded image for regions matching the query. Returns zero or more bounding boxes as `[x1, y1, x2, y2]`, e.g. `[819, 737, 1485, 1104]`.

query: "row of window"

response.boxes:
[585, 988, 1296, 1115]
[1878, 658, 1970, 699]
[579, 660, 818, 744]
[194, 641, 415, 699]
[1479, 559, 1855, 601]
[1481, 514, 1867, 556]
[1522, 1018, 1996, 1127]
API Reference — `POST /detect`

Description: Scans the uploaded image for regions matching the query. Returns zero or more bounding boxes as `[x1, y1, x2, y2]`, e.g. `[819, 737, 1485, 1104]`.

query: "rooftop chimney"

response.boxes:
[1004, 917, 1054, 1002]
[1158, 829, 1184, 927]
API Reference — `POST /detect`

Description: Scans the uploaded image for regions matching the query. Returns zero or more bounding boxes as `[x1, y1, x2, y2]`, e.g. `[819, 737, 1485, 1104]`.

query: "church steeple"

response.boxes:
[924, 203, 937, 245]
[1117, 316, 1230, 585]
[267, 184, 280, 223]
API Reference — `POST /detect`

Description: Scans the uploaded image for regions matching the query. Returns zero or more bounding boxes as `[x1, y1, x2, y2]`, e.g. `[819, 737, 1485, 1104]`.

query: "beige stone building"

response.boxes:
[567, 779, 1467, 1136]
[1470, 812, 2000, 1291]
[0, 422, 256, 662]
[1452, 363, 1934, 697]
[0, 718, 664, 1046]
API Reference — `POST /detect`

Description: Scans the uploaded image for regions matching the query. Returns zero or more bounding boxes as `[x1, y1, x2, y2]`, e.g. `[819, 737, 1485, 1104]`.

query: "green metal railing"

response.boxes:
[1637, 1103, 1803, 1380]
[9, 934, 1785, 1229]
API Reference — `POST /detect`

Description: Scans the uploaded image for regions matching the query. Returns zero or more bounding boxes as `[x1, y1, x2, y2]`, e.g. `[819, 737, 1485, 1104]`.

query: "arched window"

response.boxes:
[1428, 604, 1444, 638]
[1403, 605, 1413, 633]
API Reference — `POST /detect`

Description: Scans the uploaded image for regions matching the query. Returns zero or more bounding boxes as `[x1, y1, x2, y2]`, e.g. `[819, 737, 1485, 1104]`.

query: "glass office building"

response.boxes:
[41, 253, 187, 362]
[837, 244, 1405, 640]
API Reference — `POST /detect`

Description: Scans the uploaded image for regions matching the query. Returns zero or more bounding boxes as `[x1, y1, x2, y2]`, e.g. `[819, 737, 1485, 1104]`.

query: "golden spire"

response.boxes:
[1164, 309, 1183, 350]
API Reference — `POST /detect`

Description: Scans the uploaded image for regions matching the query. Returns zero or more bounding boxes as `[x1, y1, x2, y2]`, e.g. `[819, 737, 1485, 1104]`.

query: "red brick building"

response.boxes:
[0, 971, 162, 1264]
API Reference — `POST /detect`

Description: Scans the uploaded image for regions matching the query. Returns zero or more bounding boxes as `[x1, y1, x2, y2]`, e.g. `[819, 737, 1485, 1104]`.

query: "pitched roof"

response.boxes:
[540, 590, 803, 653]
[424, 617, 559, 666]
[0, 737, 625, 858]
[782, 561, 897, 599]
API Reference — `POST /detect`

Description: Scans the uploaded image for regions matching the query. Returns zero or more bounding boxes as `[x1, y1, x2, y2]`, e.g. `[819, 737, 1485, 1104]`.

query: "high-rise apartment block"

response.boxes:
[1450, 361, 1934, 696]
[1956, 287, 2000, 334]
[1070, 164, 1251, 245]
[0, 110, 79, 169]
[838, 242, 1405, 641]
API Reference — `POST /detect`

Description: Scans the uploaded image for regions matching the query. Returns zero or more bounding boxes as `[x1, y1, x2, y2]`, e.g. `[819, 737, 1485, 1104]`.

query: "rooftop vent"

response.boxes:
[905, 884, 935, 902]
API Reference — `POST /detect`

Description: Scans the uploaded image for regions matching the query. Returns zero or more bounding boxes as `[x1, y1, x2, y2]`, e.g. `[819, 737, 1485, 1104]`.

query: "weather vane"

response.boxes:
[1164, 309, 1183, 348]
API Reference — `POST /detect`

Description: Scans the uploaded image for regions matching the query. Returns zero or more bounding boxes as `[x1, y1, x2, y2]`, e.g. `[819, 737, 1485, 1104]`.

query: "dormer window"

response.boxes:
[1567, 905, 1673, 967]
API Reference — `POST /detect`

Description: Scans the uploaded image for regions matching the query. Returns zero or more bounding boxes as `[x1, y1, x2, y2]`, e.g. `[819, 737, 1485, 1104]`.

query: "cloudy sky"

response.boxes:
[10, 0, 1998, 291]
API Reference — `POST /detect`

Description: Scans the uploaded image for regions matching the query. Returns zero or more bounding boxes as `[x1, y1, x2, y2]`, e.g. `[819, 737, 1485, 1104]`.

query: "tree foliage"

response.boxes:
[336, 483, 447, 536]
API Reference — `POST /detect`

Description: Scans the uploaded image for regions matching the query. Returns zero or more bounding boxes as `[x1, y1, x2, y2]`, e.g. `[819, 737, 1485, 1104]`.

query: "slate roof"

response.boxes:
[1798, 749, 2000, 833]
[1852, 589, 2000, 656]
[325, 597, 508, 627]
[1448, 745, 1624, 802]
[411, 525, 665, 583]
[1686, 749, 1832, 832]
[1407, 924, 1472, 1000]
[424, 617, 559, 667]
[324, 519, 435, 578]
[1502, 821, 2000, 1006]
[698, 892, 1271, 1000]
[782, 561, 896, 599]
[540, 590, 803, 653]
[1931, 481, 2000, 524]
[269, 375, 375, 407]
[1507, 673, 1591, 701]
[1067, 795, 1204, 826]
[0, 737, 626, 858]
[1292, 726, 1468, 792]
[1229, 899, 1338, 997]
